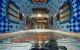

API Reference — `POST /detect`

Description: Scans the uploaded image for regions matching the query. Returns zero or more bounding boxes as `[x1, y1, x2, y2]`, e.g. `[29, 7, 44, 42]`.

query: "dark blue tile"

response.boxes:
[73, 25, 76, 28]
[0, 0, 3, 4]
[3, 24, 6, 28]
[0, 10, 3, 13]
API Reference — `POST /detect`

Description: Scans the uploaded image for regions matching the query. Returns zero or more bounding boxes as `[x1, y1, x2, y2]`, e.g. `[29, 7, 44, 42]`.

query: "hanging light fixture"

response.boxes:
[37, 14, 42, 17]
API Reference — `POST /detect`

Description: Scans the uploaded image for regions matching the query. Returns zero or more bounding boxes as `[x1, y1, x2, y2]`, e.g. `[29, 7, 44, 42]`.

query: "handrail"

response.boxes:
[0, 29, 80, 40]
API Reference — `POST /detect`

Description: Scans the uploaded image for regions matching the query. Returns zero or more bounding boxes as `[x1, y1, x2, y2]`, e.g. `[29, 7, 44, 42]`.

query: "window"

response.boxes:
[8, 1, 20, 23]
[59, 1, 71, 23]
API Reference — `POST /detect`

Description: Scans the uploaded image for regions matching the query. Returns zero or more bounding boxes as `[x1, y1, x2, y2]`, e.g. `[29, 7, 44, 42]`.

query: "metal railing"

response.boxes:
[0, 29, 80, 41]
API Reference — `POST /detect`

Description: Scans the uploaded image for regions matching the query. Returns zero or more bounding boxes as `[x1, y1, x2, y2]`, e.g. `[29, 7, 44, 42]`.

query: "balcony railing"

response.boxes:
[0, 29, 80, 41]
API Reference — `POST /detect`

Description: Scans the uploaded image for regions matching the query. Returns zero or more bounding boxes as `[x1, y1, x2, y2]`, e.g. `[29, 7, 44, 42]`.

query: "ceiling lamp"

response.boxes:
[37, 14, 42, 17]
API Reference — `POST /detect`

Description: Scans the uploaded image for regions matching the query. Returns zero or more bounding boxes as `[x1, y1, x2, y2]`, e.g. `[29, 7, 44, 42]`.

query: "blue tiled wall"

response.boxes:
[70, 0, 80, 32]
[0, 0, 25, 33]
[0, 0, 80, 33]
[53, 0, 80, 32]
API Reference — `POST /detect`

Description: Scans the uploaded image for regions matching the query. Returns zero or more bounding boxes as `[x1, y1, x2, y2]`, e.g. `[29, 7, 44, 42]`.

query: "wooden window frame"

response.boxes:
[8, 1, 20, 23]
[59, 1, 71, 23]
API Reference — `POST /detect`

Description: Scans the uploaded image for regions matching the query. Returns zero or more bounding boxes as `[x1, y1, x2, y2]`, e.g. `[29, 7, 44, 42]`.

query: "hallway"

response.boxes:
[0, 0, 80, 50]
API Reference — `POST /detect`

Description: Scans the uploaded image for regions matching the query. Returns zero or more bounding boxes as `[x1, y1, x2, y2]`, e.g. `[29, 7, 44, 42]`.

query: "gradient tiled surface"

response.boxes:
[0, 0, 25, 33]
[54, 0, 80, 32]
[0, 0, 80, 33]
